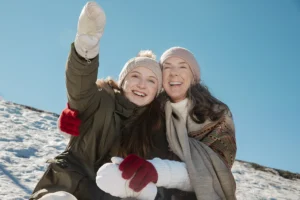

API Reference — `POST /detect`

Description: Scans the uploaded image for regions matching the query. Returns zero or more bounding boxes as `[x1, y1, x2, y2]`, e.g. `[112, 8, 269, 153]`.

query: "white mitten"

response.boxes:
[96, 158, 157, 200]
[39, 191, 77, 200]
[148, 158, 193, 191]
[75, 2, 106, 59]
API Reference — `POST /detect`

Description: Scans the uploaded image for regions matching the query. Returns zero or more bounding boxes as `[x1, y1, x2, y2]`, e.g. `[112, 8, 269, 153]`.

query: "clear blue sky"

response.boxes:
[0, 0, 299, 173]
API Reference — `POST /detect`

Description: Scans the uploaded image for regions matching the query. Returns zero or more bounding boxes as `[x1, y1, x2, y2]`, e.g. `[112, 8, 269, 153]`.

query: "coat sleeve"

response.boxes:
[191, 111, 237, 168]
[148, 158, 193, 191]
[65, 43, 100, 113]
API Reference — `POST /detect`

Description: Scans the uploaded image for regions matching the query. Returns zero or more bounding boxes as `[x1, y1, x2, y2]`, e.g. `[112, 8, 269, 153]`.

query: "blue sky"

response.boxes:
[0, 0, 299, 173]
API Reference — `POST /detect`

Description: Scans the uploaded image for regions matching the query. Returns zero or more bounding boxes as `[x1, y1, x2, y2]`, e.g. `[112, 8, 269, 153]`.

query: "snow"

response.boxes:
[0, 99, 299, 200]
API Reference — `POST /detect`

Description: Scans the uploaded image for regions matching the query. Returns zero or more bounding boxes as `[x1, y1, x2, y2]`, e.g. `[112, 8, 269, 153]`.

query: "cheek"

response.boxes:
[189, 71, 194, 83]
[148, 85, 158, 99]
[162, 71, 169, 80]
[121, 82, 128, 92]
[184, 72, 193, 85]
[122, 81, 132, 93]
[162, 77, 169, 88]
[162, 82, 169, 91]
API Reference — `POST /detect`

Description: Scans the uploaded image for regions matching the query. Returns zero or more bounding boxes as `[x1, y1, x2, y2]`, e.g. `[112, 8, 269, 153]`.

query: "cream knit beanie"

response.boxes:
[160, 47, 200, 83]
[118, 52, 162, 96]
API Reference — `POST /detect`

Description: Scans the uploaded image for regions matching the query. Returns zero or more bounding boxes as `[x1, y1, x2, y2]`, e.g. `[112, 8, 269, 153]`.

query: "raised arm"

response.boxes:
[66, 2, 106, 113]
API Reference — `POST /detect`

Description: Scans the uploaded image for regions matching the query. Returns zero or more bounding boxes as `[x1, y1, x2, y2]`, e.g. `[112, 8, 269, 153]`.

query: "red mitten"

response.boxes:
[119, 154, 158, 192]
[58, 103, 81, 136]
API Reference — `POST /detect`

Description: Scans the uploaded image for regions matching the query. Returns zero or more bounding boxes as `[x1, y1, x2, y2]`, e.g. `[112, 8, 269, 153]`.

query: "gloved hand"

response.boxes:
[58, 103, 81, 136]
[96, 157, 157, 200]
[119, 154, 158, 192]
[75, 1, 106, 59]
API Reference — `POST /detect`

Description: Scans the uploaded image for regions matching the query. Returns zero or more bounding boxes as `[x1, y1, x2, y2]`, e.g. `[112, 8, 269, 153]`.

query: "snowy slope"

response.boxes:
[0, 99, 299, 200]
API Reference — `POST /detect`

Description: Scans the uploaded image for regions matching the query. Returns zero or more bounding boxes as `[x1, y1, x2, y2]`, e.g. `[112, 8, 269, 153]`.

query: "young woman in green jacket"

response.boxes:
[31, 2, 180, 200]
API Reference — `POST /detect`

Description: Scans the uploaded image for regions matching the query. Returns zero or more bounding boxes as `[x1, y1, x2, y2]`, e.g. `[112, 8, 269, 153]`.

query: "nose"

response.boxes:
[170, 68, 179, 76]
[137, 79, 146, 89]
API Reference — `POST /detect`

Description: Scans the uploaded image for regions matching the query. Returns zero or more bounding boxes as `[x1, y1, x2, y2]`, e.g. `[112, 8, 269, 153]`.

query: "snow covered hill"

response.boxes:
[0, 99, 300, 200]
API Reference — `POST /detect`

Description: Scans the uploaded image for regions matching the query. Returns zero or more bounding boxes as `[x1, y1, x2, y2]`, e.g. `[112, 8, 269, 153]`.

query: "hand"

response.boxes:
[96, 158, 157, 200]
[58, 103, 81, 136]
[119, 154, 158, 192]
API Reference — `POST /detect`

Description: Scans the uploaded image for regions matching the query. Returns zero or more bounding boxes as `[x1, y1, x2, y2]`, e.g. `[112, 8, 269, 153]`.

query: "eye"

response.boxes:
[180, 65, 187, 69]
[163, 66, 170, 70]
[132, 74, 138, 78]
[148, 79, 155, 84]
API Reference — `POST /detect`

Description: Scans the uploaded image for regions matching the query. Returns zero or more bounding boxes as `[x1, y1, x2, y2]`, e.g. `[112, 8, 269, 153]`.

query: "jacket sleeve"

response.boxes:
[148, 158, 193, 191]
[65, 43, 100, 113]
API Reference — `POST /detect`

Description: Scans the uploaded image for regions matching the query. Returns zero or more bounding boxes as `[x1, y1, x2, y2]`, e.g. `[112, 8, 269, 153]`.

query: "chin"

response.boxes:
[128, 96, 152, 106]
[130, 99, 144, 107]
[135, 103, 145, 107]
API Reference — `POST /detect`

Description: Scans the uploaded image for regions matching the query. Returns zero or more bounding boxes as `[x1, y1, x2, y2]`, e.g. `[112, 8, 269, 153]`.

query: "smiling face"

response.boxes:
[162, 57, 194, 103]
[122, 66, 159, 106]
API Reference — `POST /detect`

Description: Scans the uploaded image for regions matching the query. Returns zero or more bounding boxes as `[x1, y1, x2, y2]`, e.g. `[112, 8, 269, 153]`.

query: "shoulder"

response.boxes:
[96, 79, 116, 100]
[217, 106, 235, 131]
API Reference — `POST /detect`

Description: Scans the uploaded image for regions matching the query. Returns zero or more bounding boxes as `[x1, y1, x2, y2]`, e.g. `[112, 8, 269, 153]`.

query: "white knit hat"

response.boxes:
[118, 56, 162, 96]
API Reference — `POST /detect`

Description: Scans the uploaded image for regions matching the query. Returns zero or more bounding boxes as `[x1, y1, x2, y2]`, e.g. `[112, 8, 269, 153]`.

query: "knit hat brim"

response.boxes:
[160, 47, 200, 83]
[118, 57, 162, 96]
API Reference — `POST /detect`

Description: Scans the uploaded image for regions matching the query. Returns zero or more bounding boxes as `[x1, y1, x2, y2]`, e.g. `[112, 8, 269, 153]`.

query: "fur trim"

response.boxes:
[96, 78, 118, 98]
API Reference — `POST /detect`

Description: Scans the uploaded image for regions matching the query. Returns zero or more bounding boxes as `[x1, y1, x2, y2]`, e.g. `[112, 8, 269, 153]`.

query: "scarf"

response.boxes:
[165, 101, 237, 200]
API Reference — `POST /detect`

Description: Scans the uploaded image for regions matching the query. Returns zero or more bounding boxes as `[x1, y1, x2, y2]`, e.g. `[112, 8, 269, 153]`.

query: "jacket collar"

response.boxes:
[114, 93, 147, 118]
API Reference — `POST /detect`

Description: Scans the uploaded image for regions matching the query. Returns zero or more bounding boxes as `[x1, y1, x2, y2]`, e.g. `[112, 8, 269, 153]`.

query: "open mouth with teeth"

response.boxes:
[133, 90, 146, 97]
[169, 82, 182, 86]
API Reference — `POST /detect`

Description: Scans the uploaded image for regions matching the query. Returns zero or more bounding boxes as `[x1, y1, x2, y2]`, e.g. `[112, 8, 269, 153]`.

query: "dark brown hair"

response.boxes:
[117, 98, 163, 158]
[96, 77, 163, 158]
[98, 77, 163, 158]
[159, 83, 229, 123]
